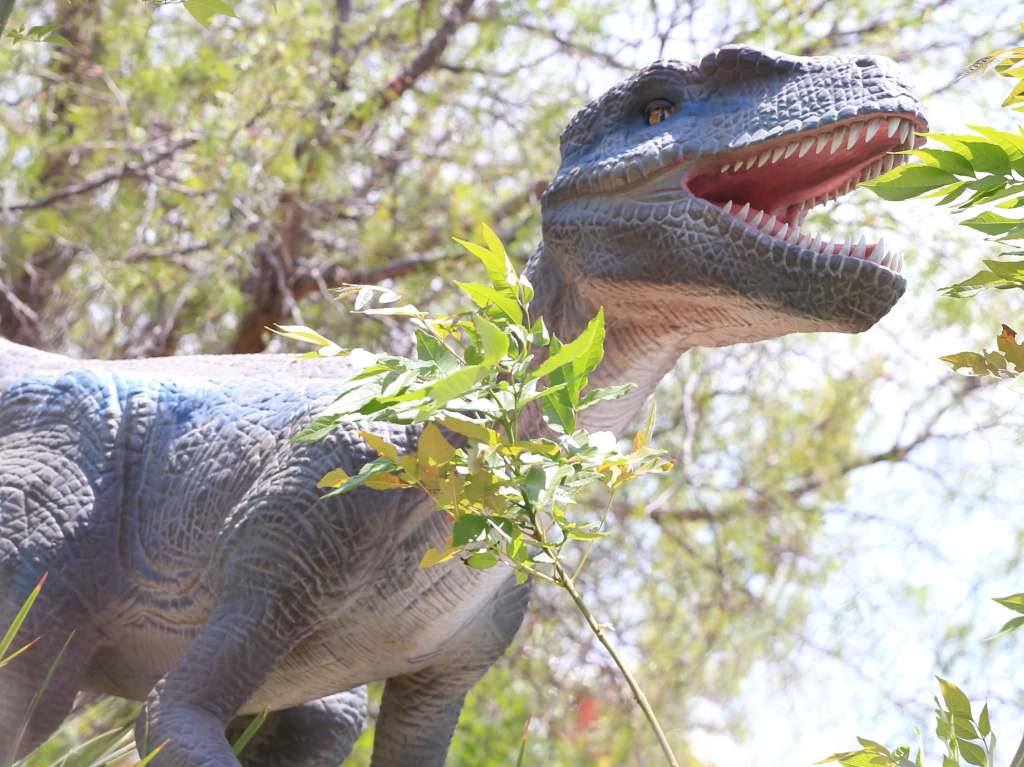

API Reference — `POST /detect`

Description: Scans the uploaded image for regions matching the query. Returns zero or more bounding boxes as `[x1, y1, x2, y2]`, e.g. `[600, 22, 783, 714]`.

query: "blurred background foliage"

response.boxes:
[4, 0, 1024, 764]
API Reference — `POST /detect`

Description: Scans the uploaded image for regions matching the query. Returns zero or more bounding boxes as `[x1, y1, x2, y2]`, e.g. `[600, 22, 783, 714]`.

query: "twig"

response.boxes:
[4, 137, 197, 212]
[0, 0, 15, 39]
[551, 557, 681, 767]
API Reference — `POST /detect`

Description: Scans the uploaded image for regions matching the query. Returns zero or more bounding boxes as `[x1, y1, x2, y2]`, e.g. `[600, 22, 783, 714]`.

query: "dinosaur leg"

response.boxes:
[135, 598, 307, 767]
[0, 617, 93, 762]
[370, 576, 530, 767]
[228, 688, 368, 767]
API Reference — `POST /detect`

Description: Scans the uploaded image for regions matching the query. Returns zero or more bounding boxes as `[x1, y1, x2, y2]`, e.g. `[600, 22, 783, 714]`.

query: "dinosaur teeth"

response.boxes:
[873, 238, 886, 263]
[799, 136, 815, 157]
[758, 150, 772, 167]
[784, 141, 799, 159]
[853, 234, 867, 260]
[846, 123, 862, 149]
[864, 117, 882, 142]
[771, 145, 785, 163]
[829, 127, 847, 154]
[898, 120, 912, 143]
[750, 209, 764, 226]
[739, 201, 750, 219]
[723, 200, 734, 214]
[887, 116, 901, 137]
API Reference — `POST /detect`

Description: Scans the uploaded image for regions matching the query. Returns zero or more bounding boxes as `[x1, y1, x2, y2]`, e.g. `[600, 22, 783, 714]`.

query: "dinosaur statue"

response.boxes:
[0, 45, 925, 766]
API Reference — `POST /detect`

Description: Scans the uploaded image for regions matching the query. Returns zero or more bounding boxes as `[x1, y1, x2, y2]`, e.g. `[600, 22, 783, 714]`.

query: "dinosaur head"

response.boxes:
[536, 45, 928, 349]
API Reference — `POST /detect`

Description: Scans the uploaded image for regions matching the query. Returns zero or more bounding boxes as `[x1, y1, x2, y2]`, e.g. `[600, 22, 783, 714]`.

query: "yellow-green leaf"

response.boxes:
[455, 281, 523, 324]
[440, 415, 499, 445]
[473, 314, 509, 365]
[358, 431, 400, 461]
[427, 365, 487, 406]
[633, 402, 657, 450]
[419, 423, 457, 465]
[317, 468, 351, 488]
[420, 546, 463, 568]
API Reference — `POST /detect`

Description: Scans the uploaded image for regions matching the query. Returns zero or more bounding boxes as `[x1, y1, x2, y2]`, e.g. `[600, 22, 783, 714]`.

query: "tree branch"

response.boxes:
[346, 0, 476, 129]
[0, 0, 15, 39]
[4, 137, 197, 212]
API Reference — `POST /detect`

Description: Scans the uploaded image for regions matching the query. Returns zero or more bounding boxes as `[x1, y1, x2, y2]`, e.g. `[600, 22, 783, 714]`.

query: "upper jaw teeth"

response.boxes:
[717, 197, 904, 274]
[705, 114, 919, 277]
[719, 115, 919, 173]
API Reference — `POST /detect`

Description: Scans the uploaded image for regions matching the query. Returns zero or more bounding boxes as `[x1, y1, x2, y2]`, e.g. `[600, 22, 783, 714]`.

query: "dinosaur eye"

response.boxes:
[644, 99, 674, 126]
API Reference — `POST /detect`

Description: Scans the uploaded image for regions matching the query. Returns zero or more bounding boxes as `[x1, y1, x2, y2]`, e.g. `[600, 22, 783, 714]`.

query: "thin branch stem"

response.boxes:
[0, 0, 14, 39]
[551, 556, 681, 767]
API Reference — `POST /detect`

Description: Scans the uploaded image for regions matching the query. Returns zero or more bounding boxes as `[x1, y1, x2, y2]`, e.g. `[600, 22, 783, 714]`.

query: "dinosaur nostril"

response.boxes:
[854, 56, 875, 68]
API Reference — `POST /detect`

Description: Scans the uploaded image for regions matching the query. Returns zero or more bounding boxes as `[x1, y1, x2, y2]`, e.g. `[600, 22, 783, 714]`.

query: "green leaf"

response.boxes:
[937, 677, 973, 721]
[994, 592, 1024, 614]
[319, 456, 398, 496]
[271, 324, 339, 348]
[455, 281, 523, 324]
[530, 308, 606, 387]
[940, 351, 992, 375]
[906, 149, 976, 177]
[969, 125, 1024, 168]
[941, 269, 1003, 297]
[452, 515, 488, 546]
[862, 164, 959, 201]
[983, 259, 1024, 279]
[577, 383, 635, 409]
[957, 138, 1011, 174]
[453, 224, 517, 293]
[541, 361, 576, 432]
[427, 365, 488, 407]
[464, 552, 500, 569]
[962, 212, 1024, 236]
[957, 739, 988, 766]
[522, 466, 547, 506]
[988, 614, 1024, 640]
[979, 704, 991, 737]
[473, 314, 509, 365]
[184, 0, 237, 27]
[416, 330, 461, 375]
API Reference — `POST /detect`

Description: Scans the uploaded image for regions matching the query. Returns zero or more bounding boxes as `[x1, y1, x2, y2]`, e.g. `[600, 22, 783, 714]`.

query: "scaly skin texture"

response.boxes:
[0, 46, 925, 766]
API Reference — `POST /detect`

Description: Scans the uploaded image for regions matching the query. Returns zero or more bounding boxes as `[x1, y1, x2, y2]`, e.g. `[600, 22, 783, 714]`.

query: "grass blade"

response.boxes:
[0, 573, 46, 664]
[231, 708, 268, 756]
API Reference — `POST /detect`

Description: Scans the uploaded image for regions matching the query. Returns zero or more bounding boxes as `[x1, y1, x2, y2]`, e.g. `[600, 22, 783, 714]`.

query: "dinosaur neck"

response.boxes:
[521, 242, 689, 436]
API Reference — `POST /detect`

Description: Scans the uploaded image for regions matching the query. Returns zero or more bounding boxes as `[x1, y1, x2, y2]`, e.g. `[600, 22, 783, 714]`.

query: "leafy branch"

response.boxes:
[863, 28, 1024, 379]
[276, 224, 681, 765]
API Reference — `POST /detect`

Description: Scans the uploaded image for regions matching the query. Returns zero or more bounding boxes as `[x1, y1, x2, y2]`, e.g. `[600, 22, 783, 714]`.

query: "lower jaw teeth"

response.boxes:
[718, 199, 903, 273]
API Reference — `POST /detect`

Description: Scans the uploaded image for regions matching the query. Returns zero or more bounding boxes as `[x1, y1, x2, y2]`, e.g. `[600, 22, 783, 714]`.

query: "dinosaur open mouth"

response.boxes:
[684, 114, 926, 272]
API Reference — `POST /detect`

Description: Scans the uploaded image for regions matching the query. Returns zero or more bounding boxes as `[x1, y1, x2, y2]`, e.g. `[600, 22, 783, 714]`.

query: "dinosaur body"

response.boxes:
[0, 46, 925, 766]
